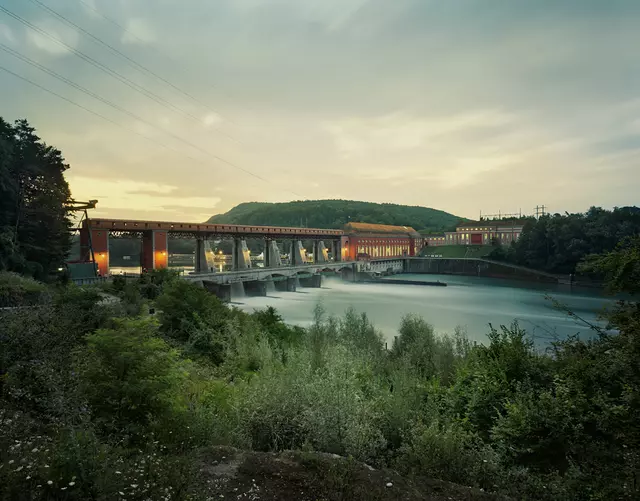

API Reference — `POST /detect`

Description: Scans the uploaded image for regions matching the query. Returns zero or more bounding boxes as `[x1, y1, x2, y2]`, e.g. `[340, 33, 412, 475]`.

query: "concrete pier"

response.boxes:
[265, 240, 282, 268]
[232, 238, 252, 270]
[202, 281, 231, 302]
[274, 277, 297, 292]
[299, 274, 322, 288]
[244, 280, 268, 296]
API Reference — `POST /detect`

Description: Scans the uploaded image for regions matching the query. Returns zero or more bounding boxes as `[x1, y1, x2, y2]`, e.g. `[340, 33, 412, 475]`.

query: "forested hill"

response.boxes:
[207, 200, 464, 232]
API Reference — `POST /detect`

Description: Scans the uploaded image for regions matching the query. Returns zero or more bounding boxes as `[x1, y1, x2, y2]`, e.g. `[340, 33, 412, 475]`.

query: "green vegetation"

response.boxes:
[421, 245, 494, 259]
[2, 120, 639, 499]
[0, 272, 47, 307]
[0, 118, 72, 280]
[2, 237, 639, 499]
[490, 206, 640, 275]
[208, 200, 464, 232]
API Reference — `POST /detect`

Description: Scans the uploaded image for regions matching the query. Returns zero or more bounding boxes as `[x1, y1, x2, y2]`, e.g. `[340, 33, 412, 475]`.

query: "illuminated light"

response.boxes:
[100, 253, 106, 258]
[161, 251, 167, 256]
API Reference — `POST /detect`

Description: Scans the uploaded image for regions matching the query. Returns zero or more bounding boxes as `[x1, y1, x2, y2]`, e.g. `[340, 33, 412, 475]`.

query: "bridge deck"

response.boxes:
[84, 218, 344, 239]
[184, 261, 357, 284]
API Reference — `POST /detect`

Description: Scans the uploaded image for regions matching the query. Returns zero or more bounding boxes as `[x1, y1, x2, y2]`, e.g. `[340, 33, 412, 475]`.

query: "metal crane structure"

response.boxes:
[65, 199, 99, 276]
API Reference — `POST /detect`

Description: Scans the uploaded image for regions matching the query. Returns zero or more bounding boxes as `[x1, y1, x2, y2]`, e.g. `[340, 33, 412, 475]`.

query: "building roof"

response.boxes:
[344, 222, 421, 237]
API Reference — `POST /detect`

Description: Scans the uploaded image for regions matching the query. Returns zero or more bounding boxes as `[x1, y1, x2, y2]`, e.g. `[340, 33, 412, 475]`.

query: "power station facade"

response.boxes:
[424, 220, 524, 247]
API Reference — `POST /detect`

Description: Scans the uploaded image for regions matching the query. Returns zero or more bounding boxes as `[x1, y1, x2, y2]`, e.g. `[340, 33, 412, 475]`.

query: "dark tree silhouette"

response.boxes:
[0, 118, 72, 278]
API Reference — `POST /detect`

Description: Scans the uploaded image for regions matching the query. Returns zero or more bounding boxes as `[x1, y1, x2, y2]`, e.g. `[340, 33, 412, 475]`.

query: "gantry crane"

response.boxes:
[65, 199, 99, 272]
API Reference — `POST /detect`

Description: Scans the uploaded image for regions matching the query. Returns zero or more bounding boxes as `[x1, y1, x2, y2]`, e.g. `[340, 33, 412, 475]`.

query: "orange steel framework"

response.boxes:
[79, 218, 344, 276]
[79, 218, 423, 276]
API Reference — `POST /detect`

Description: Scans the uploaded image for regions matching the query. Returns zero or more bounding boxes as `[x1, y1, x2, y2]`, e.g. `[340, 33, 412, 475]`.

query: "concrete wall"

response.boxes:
[201, 281, 232, 302]
[407, 258, 558, 282]
[299, 274, 322, 288]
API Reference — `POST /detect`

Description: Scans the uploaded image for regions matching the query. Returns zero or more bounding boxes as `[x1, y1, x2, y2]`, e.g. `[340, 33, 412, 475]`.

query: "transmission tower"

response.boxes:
[534, 205, 547, 219]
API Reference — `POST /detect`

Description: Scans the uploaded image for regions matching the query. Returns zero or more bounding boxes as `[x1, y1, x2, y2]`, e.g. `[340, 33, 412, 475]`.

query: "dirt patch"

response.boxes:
[195, 447, 508, 501]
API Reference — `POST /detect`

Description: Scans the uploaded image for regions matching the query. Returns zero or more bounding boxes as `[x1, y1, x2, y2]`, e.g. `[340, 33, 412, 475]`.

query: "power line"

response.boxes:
[0, 44, 267, 185]
[0, 63, 179, 154]
[0, 42, 201, 157]
[0, 3, 234, 142]
[0, 50, 304, 197]
[74, 0, 257, 127]
[25, 0, 237, 142]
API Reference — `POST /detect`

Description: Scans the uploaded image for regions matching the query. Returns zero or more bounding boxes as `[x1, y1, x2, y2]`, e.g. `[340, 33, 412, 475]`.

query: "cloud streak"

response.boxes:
[0, 0, 637, 220]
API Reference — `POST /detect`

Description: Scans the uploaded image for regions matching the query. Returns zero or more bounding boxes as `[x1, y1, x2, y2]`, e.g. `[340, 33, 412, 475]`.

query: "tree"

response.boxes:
[208, 200, 464, 233]
[79, 318, 186, 438]
[0, 118, 72, 279]
[578, 236, 640, 295]
[493, 207, 640, 274]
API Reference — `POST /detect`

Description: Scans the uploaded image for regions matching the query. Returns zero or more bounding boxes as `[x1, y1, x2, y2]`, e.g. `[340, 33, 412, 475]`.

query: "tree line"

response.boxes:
[491, 206, 640, 275]
[208, 200, 463, 233]
[0, 118, 71, 280]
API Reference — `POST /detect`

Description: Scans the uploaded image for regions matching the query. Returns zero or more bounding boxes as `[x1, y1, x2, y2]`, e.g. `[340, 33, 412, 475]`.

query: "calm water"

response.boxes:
[235, 274, 616, 345]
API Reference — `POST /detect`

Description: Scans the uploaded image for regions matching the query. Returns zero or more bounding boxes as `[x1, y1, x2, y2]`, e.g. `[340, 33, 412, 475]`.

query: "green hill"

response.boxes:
[208, 200, 464, 232]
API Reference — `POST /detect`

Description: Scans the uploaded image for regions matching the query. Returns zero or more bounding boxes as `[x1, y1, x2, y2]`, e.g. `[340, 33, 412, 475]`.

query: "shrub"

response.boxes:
[234, 343, 389, 464]
[156, 280, 228, 342]
[397, 419, 501, 490]
[78, 318, 187, 439]
[391, 315, 465, 383]
[450, 321, 552, 438]
[138, 268, 180, 299]
[338, 307, 385, 358]
[0, 285, 111, 422]
[0, 271, 47, 307]
[252, 306, 304, 350]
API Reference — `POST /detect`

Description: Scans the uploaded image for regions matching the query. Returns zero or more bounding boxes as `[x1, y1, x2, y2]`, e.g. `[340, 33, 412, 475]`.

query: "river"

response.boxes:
[234, 274, 616, 346]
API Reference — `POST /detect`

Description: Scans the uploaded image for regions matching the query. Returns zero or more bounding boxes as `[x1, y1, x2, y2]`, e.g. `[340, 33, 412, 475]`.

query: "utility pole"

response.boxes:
[535, 205, 547, 219]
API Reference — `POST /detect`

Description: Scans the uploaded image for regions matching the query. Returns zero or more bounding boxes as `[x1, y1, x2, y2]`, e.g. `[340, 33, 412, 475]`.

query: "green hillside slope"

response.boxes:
[208, 200, 464, 232]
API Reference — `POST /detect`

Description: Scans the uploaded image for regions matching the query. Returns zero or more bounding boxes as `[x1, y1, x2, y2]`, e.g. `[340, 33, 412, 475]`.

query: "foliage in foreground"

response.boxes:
[1, 241, 640, 500]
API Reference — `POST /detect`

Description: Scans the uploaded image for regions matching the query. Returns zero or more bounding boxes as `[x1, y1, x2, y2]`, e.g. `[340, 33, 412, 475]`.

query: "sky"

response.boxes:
[0, 0, 639, 222]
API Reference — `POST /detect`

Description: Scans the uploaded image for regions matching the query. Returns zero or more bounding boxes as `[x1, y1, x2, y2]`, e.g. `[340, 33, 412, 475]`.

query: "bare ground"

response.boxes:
[195, 447, 508, 501]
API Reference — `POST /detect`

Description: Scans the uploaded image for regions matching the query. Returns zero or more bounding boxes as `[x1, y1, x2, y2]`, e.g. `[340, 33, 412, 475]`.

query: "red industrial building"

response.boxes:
[341, 222, 423, 260]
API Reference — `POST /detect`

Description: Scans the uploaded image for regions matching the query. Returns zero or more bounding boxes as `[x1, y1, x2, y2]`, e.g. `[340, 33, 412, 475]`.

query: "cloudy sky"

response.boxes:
[1, 0, 639, 221]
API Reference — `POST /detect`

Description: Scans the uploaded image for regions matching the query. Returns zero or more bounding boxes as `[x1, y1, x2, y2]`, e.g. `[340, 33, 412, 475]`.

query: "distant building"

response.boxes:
[424, 234, 447, 247]
[424, 220, 525, 248]
[342, 222, 423, 260]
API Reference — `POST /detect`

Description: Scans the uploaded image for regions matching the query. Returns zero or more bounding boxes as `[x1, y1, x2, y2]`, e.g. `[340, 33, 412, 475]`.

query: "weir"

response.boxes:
[230, 282, 245, 298]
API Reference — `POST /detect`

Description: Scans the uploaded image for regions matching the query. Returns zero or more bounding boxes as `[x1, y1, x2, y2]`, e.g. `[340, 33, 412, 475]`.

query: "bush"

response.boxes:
[0, 271, 47, 307]
[397, 420, 500, 490]
[78, 318, 187, 440]
[0, 285, 111, 422]
[449, 321, 552, 438]
[252, 306, 304, 350]
[234, 341, 389, 464]
[156, 280, 228, 341]
[391, 315, 468, 383]
[139, 268, 180, 299]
